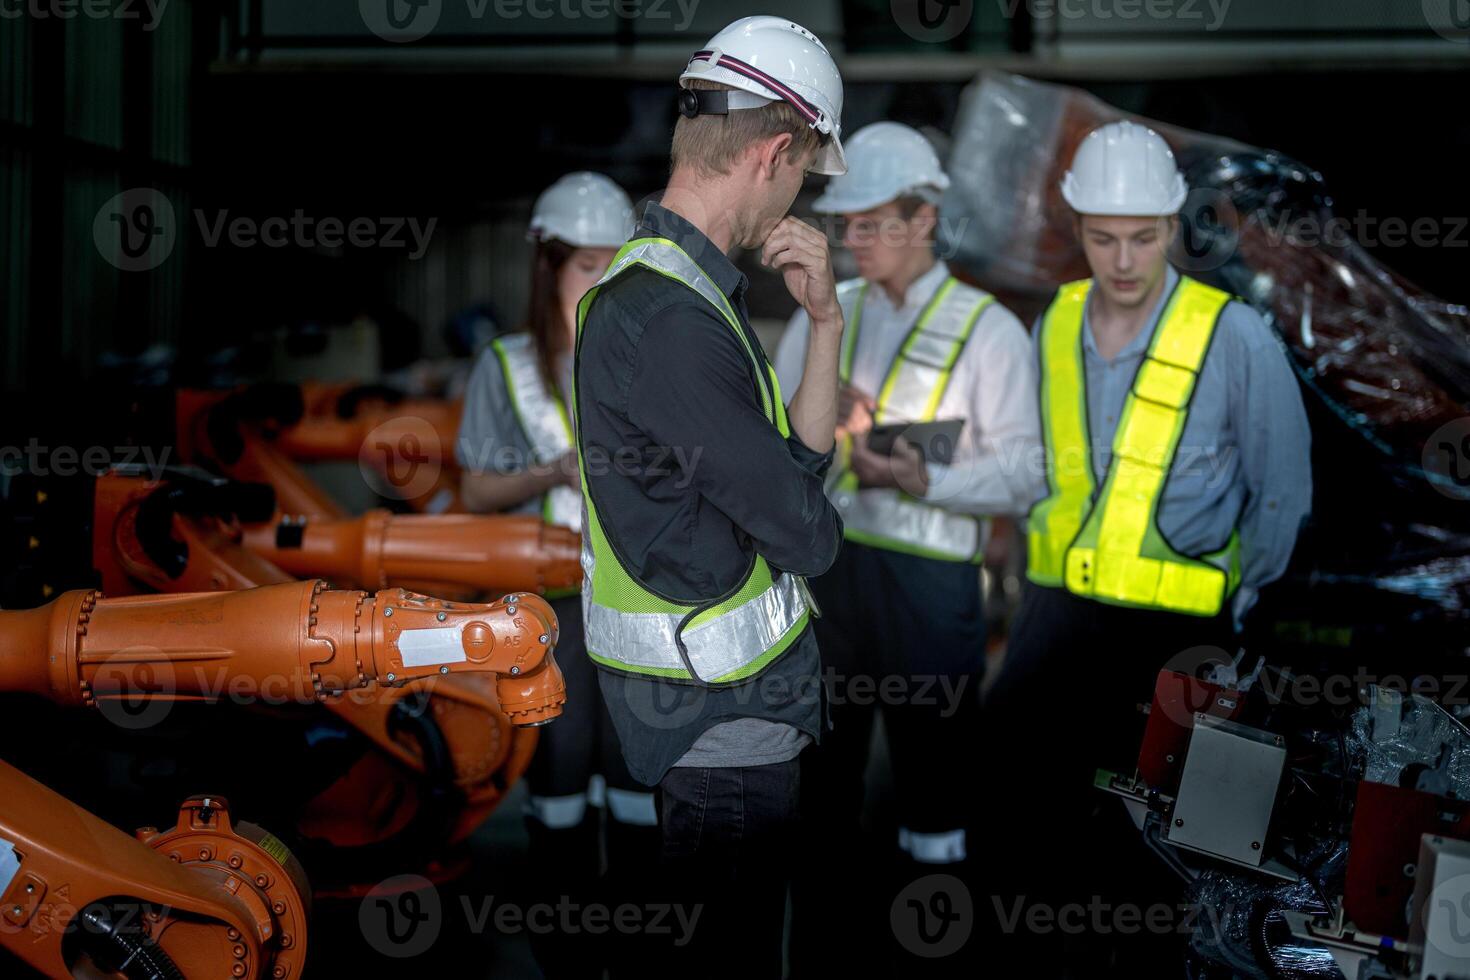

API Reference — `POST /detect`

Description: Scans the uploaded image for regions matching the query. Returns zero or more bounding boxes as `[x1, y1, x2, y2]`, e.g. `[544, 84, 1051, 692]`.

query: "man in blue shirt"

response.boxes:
[983, 121, 1312, 977]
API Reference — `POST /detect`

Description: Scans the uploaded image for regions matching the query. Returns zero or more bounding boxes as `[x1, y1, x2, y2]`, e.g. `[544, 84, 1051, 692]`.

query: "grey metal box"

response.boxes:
[1165, 714, 1285, 867]
[1410, 834, 1470, 980]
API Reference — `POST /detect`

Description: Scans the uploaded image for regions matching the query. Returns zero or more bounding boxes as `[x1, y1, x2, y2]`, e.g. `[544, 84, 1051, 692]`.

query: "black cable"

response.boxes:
[78, 904, 185, 980]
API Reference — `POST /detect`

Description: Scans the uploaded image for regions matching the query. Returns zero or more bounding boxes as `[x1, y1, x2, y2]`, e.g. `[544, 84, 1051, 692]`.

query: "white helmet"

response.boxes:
[679, 16, 847, 176]
[528, 172, 635, 249]
[1060, 121, 1188, 217]
[812, 122, 949, 214]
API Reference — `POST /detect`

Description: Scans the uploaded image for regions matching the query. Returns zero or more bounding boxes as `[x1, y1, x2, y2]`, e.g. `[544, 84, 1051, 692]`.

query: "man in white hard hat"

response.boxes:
[572, 16, 847, 975]
[982, 121, 1312, 977]
[773, 120, 1043, 974]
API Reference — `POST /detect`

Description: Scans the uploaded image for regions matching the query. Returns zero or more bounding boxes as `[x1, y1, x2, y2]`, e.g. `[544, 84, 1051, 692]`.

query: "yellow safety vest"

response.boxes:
[1027, 275, 1241, 616]
[489, 333, 581, 533]
[826, 275, 995, 563]
[572, 237, 811, 685]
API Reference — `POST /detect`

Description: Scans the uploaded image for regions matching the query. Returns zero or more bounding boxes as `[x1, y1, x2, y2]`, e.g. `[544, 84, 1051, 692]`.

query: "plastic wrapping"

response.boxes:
[943, 70, 1470, 624]
[944, 71, 1470, 469]
[1185, 840, 1347, 980]
[1346, 686, 1470, 796]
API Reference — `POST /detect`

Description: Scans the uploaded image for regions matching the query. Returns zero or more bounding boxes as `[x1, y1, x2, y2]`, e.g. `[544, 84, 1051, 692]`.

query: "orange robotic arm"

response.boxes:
[0, 780, 311, 980]
[0, 581, 566, 728]
[242, 509, 581, 596]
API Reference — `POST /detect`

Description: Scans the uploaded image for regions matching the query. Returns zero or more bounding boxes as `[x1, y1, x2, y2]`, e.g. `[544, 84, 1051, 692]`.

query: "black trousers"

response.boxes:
[979, 582, 1237, 979]
[523, 596, 657, 979]
[653, 759, 801, 979]
[791, 541, 986, 978]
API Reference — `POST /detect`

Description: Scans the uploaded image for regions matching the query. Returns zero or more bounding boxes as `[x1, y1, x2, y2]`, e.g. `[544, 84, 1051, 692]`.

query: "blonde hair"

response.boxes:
[671, 80, 822, 177]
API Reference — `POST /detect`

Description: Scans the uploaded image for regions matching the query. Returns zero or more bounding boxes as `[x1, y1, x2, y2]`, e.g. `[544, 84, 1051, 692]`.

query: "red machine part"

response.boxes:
[1344, 780, 1470, 940]
[0, 774, 307, 980]
[1137, 669, 1246, 793]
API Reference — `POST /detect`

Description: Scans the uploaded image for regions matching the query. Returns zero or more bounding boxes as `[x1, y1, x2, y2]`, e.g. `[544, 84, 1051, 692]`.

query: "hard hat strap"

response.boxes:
[677, 88, 774, 119]
[685, 49, 825, 132]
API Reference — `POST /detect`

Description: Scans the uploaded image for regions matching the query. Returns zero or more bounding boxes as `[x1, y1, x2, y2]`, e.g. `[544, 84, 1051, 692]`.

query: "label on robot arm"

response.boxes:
[0, 838, 18, 895]
[397, 626, 469, 668]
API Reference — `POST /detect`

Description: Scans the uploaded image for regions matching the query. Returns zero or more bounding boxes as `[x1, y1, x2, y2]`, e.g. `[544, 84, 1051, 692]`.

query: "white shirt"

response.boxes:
[775, 260, 1044, 518]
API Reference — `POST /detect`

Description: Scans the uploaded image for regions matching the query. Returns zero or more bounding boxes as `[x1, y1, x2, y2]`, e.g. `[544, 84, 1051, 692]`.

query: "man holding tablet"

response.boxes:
[774, 121, 1043, 972]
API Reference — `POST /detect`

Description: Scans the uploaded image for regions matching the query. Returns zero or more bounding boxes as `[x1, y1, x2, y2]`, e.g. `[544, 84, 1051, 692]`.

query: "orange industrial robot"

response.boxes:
[81, 467, 578, 869]
[0, 580, 564, 979]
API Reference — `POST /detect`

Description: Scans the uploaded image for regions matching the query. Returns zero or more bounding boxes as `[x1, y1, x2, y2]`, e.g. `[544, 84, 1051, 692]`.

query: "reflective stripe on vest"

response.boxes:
[572, 236, 810, 684]
[827, 275, 995, 563]
[1027, 275, 1242, 617]
[490, 333, 582, 533]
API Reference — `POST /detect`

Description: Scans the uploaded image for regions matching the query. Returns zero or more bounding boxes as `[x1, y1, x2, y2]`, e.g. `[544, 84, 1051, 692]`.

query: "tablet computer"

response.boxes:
[866, 419, 965, 465]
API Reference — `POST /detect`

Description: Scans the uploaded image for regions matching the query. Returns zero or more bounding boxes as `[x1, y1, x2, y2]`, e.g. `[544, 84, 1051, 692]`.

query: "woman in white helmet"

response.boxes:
[456, 171, 655, 979]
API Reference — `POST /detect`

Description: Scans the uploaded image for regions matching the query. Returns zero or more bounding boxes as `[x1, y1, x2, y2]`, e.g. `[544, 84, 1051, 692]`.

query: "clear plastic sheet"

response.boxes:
[1346, 686, 1470, 796]
[943, 71, 1470, 471]
[1185, 840, 1347, 980]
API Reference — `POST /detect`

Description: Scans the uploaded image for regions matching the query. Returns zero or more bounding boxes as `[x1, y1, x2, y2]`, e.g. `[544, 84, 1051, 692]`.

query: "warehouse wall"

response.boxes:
[0, 0, 200, 391]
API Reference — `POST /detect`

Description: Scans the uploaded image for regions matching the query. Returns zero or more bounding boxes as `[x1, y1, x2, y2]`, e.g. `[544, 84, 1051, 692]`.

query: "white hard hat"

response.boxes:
[812, 122, 949, 214]
[679, 16, 847, 176]
[1060, 121, 1188, 217]
[528, 172, 635, 249]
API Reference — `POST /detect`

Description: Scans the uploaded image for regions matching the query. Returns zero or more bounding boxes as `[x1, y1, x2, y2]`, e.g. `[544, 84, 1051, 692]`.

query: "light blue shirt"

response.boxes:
[1058, 266, 1312, 606]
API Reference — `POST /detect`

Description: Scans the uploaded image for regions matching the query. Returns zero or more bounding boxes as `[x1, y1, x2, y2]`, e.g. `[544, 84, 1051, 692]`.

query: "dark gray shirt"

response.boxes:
[575, 201, 843, 786]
